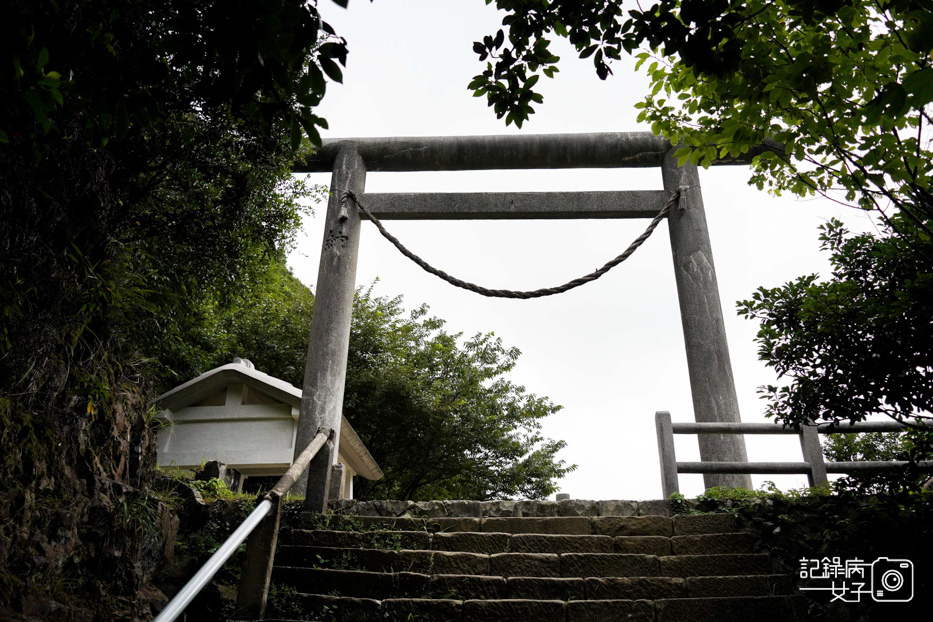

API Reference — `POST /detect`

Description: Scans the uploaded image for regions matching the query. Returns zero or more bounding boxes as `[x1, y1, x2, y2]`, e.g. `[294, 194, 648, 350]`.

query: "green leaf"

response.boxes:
[579, 44, 598, 59]
[299, 114, 323, 146]
[319, 57, 343, 84]
[675, 147, 691, 166]
[308, 64, 326, 93]
[903, 68, 933, 105]
[22, 90, 50, 130]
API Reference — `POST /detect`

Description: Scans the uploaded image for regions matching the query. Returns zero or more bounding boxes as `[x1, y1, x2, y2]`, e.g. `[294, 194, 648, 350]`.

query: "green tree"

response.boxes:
[737, 217, 933, 427]
[0, 1, 348, 614]
[171, 265, 575, 501]
[343, 287, 574, 501]
[822, 428, 933, 494]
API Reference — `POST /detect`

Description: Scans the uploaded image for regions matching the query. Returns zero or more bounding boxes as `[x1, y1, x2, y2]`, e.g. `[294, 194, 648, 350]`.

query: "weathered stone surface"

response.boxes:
[482, 517, 592, 535]
[293, 594, 381, 622]
[423, 517, 481, 533]
[431, 551, 489, 575]
[686, 574, 796, 598]
[383, 598, 462, 622]
[654, 596, 798, 622]
[351, 548, 401, 572]
[382, 500, 414, 516]
[507, 577, 585, 601]
[566, 599, 655, 622]
[671, 513, 736, 536]
[444, 500, 483, 517]
[283, 529, 363, 548]
[488, 553, 561, 577]
[596, 500, 639, 517]
[637, 499, 673, 517]
[324, 515, 398, 531]
[276, 545, 388, 570]
[659, 554, 771, 578]
[286, 546, 403, 573]
[433, 532, 509, 554]
[341, 500, 382, 516]
[395, 550, 434, 574]
[671, 533, 754, 555]
[560, 553, 660, 578]
[662, 149, 753, 490]
[395, 571, 430, 597]
[330, 499, 358, 513]
[558, 499, 599, 517]
[593, 516, 672, 537]
[407, 500, 448, 518]
[462, 599, 565, 622]
[510, 534, 612, 554]
[481, 500, 520, 517]
[613, 536, 672, 556]
[429, 574, 508, 599]
[388, 516, 426, 531]
[270, 567, 394, 598]
[584, 577, 686, 600]
[359, 530, 432, 551]
[516, 500, 559, 517]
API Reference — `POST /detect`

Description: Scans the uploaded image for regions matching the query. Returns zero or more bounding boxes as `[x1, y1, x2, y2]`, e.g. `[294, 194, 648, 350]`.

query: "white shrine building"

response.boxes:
[153, 357, 383, 499]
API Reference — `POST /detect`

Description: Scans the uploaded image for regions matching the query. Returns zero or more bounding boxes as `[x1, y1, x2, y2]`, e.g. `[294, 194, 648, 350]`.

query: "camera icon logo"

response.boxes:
[871, 557, 914, 602]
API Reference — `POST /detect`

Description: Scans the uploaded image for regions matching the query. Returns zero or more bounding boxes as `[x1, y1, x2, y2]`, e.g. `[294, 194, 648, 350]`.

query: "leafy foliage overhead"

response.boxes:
[1, 0, 351, 152]
[471, 0, 933, 230]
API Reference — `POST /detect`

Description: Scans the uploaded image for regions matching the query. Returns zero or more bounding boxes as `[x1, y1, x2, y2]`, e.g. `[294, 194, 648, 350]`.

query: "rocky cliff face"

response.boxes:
[0, 366, 177, 622]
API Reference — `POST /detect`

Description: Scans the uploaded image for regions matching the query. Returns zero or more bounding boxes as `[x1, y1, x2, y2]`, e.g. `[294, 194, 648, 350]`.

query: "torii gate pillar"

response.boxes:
[294, 145, 366, 511]
[663, 149, 752, 489]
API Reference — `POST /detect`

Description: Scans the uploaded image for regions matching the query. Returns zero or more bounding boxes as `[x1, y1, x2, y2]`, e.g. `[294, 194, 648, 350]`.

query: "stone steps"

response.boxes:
[276, 546, 772, 577]
[294, 513, 738, 536]
[264, 593, 804, 622]
[271, 567, 796, 600]
[284, 529, 756, 555]
[258, 504, 802, 621]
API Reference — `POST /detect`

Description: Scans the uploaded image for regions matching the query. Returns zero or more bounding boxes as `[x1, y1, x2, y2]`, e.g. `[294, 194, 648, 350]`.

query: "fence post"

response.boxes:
[799, 422, 828, 487]
[234, 494, 283, 620]
[655, 411, 680, 497]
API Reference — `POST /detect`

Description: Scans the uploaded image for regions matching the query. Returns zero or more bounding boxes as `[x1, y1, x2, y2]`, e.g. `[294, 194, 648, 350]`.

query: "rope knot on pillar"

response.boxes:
[677, 185, 690, 212]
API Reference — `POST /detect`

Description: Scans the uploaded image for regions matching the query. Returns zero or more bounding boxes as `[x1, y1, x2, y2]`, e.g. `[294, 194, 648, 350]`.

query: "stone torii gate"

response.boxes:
[293, 132, 758, 509]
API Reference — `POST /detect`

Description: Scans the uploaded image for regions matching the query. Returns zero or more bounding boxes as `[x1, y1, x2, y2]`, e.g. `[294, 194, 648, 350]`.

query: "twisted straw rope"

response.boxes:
[343, 188, 683, 299]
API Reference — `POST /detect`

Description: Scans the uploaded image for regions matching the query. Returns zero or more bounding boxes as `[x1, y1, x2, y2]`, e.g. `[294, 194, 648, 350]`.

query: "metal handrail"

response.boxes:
[154, 428, 332, 622]
[655, 411, 933, 497]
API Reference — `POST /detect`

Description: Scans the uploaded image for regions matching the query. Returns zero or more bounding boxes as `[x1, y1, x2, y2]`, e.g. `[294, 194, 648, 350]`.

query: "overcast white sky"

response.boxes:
[287, 0, 878, 500]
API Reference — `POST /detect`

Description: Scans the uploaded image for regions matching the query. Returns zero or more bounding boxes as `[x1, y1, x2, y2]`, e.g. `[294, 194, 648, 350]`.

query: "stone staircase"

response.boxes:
[262, 500, 802, 621]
